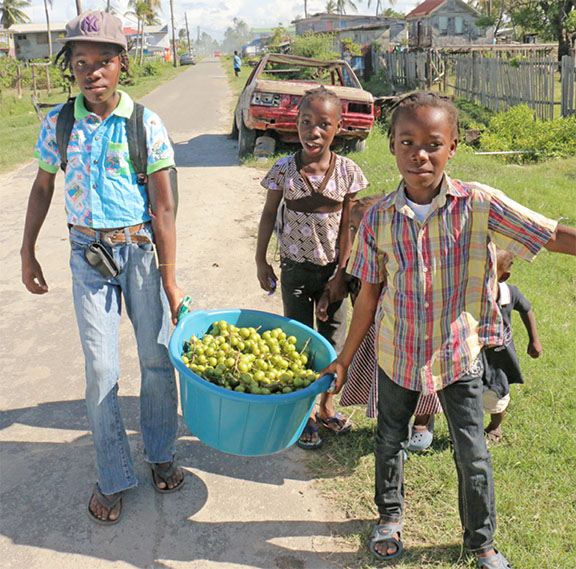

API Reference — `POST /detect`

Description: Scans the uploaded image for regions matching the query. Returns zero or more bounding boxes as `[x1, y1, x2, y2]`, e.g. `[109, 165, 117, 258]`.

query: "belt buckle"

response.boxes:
[102, 231, 121, 246]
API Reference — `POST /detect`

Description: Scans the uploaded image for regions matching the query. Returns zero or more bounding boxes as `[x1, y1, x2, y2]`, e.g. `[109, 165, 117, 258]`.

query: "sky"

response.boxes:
[24, 0, 421, 41]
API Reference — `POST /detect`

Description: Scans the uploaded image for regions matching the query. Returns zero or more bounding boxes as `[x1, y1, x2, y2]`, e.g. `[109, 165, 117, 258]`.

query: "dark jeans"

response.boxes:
[280, 258, 347, 352]
[375, 361, 496, 554]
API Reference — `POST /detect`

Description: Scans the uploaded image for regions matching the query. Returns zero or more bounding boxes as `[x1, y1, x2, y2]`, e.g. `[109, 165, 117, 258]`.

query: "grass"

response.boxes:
[243, 124, 576, 568]
[0, 61, 187, 174]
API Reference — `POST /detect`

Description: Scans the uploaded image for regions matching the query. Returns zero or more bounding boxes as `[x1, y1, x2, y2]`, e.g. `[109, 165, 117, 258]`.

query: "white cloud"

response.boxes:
[26, 0, 421, 41]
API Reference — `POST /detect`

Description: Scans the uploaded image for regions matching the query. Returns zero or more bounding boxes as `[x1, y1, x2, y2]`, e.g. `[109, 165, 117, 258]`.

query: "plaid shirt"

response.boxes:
[348, 176, 557, 394]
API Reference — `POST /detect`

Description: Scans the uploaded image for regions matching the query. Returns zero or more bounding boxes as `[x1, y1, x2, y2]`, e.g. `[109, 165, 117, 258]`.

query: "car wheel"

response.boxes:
[238, 121, 256, 158]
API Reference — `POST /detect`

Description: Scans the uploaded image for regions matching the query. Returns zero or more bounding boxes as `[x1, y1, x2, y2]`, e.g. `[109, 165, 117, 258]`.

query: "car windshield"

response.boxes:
[258, 55, 360, 89]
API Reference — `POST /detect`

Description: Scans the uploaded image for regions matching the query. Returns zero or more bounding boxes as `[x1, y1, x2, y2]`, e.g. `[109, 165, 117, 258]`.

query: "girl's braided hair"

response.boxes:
[298, 85, 342, 119]
[387, 91, 460, 139]
[55, 41, 132, 85]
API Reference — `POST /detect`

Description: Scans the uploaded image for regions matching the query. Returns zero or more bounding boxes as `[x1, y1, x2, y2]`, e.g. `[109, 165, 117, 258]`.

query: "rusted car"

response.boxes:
[231, 53, 375, 157]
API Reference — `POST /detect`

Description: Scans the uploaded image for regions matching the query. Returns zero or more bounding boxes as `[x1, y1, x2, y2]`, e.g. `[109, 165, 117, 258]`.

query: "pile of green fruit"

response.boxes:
[181, 320, 321, 395]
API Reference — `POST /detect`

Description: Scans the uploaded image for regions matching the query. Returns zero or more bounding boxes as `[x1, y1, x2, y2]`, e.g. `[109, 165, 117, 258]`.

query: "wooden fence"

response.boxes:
[378, 50, 576, 120]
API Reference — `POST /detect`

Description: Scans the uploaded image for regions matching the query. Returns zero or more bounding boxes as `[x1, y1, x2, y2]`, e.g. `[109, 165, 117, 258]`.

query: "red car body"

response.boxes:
[233, 54, 375, 156]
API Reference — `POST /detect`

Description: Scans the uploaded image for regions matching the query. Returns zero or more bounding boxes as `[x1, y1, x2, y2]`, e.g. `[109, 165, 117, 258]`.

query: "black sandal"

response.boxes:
[150, 461, 185, 494]
[87, 483, 123, 525]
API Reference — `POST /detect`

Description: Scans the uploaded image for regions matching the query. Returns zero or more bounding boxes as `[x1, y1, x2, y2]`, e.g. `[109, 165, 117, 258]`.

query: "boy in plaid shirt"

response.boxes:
[322, 91, 576, 568]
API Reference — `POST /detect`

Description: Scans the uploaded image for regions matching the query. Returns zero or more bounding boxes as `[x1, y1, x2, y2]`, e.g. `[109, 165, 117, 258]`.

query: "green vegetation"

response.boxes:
[480, 104, 576, 163]
[246, 124, 576, 568]
[0, 58, 187, 174]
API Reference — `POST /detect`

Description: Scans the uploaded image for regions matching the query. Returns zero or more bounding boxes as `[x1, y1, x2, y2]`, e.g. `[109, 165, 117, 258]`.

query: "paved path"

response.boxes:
[0, 59, 361, 569]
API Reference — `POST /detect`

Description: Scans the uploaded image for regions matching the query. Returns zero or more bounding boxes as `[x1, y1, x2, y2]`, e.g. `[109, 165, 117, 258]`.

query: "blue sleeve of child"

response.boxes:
[33, 105, 64, 174]
[143, 108, 175, 175]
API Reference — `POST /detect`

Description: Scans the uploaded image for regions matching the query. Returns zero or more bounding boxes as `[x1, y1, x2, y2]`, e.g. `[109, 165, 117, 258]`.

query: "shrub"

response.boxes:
[480, 104, 576, 163]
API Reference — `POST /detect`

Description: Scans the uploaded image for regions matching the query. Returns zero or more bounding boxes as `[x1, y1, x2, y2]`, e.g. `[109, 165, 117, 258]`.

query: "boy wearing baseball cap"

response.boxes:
[21, 11, 184, 524]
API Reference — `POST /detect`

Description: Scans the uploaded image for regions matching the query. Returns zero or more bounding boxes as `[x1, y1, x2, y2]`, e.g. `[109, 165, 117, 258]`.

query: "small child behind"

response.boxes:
[255, 86, 369, 449]
[482, 249, 542, 443]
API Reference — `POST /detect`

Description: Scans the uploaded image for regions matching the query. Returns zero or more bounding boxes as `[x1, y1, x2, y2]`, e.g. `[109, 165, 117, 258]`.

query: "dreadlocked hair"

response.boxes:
[387, 91, 460, 140]
[55, 42, 133, 85]
[298, 85, 342, 119]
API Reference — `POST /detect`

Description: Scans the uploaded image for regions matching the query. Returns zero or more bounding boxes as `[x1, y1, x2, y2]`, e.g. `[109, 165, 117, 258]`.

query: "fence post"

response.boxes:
[561, 55, 575, 117]
[45, 64, 51, 97]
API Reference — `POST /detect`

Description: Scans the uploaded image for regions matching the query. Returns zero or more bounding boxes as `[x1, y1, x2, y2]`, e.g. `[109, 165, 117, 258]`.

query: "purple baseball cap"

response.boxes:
[60, 11, 127, 50]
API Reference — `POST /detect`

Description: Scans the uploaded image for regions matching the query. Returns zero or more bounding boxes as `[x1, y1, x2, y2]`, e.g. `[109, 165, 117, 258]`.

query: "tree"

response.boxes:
[1, 0, 31, 29]
[127, 0, 161, 65]
[75, 0, 82, 16]
[222, 17, 251, 53]
[335, 0, 358, 14]
[43, 0, 53, 58]
[508, 0, 575, 60]
[325, 0, 337, 13]
[366, 0, 383, 15]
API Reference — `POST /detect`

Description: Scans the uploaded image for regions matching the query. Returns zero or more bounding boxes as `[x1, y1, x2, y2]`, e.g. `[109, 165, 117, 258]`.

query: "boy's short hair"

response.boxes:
[495, 247, 515, 267]
[388, 91, 460, 139]
[298, 86, 342, 119]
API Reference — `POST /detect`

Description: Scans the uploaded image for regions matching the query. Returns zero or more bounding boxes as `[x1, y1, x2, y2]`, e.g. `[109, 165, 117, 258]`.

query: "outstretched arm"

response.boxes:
[21, 168, 56, 294]
[519, 309, 542, 358]
[321, 279, 384, 393]
[255, 190, 282, 292]
[148, 168, 184, 325]
[544, 224, 576, 256]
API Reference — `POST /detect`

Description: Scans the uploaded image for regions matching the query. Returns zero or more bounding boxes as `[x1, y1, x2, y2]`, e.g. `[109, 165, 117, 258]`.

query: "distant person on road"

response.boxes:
[482, 248, 542, 444]
[20, 11, 185, 526]
[233, 51, 242, 77]
[321, 90, 576, 568]
[256, 86, 369, 450]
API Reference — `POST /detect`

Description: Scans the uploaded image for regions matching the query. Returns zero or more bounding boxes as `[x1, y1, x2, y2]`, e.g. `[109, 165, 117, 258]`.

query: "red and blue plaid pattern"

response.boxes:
[348, 176, 557, 394]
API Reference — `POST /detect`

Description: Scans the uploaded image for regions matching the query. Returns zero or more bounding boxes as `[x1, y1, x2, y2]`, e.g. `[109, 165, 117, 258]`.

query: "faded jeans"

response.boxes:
[69, 225, 178, 495]
[374, 360, 496, 554]
[280, 258, 347, 352]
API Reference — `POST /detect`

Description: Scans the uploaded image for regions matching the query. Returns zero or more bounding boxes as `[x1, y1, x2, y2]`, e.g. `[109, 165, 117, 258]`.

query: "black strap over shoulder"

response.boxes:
[126, 102, 148, 186]
[56, 98, 76, 171]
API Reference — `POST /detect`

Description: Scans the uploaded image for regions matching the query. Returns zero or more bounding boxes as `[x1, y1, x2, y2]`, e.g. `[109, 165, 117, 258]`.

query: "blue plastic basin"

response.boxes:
[169, 309, 336, 456]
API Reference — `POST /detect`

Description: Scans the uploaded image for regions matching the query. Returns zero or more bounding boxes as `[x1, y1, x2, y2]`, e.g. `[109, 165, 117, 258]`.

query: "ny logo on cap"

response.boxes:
[81, 14, 100, 33]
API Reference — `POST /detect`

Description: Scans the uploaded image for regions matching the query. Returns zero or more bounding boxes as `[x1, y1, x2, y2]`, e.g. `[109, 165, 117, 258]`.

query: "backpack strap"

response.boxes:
[55, 98, 76, 172]
[127, 102, 148, 186]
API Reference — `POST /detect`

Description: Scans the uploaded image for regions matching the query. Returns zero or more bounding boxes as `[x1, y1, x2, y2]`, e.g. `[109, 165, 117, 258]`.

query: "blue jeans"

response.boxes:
[69, 225, 178, 495]
[280, 258, 347, 352]
[374, 360, 496, 554]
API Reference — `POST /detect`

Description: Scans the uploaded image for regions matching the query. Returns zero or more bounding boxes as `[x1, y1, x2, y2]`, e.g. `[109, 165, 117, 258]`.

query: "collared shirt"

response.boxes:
[348, 175, 557, 394]
[261, 153, 369, 265]
[34, 90, 174, 228]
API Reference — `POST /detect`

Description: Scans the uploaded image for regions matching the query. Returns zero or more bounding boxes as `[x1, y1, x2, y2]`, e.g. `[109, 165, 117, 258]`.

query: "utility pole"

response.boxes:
[185, 12, 191, 53]
[169, 0, 178, 67]
[75, 0, 82, 16]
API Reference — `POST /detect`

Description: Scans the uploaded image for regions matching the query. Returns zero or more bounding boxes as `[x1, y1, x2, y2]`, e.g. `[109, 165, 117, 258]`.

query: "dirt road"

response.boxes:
[0, 58, 362, 569]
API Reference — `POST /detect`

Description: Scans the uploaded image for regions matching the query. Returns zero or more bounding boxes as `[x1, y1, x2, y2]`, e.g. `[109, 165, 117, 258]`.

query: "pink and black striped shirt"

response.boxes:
[348, 176, 557, 394]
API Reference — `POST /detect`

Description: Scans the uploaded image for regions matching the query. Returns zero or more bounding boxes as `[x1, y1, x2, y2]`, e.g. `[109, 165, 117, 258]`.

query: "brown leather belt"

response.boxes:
[71, 222, 151, 246]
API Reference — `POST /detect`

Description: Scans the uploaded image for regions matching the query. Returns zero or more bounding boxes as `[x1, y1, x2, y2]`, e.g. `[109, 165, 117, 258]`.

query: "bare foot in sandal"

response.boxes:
[370, 519, 403, 560]
[151, 461, 185, 493]
[88, 484, 123, 524]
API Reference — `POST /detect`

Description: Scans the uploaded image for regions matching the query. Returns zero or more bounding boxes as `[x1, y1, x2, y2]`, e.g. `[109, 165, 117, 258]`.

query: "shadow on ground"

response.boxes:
[173, 134, 240, 168]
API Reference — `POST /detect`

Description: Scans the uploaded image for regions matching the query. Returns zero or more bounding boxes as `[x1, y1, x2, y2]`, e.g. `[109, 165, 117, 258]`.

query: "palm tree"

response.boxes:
[43, 0, 53, 58]
[127, 0, 161, 65]
[366, 0, 383, 16]
[325, 0, 337, 13]
[75, 0, 82, 16]
[1, 0, 31, 29]
[335, 0, 358, 15]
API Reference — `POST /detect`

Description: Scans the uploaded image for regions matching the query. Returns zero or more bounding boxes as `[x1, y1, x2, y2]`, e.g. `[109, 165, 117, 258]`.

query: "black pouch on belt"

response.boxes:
[84, 241, 119, 279]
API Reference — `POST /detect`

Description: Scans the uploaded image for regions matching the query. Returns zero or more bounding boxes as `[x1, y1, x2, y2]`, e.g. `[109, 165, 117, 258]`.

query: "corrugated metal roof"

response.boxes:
[10, 22, 67, 33]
